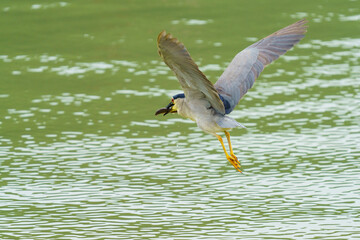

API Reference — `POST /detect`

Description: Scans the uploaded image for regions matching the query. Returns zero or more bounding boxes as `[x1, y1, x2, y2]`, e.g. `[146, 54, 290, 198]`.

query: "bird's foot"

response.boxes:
[227, 154, 242, 173]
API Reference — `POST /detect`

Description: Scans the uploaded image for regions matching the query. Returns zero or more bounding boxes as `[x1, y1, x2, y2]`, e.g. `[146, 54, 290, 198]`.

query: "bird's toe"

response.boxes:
[226, 155, 242, 173]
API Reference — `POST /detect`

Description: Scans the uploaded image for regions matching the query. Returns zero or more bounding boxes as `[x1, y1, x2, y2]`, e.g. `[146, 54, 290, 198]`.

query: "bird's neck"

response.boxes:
[176, 98, 196, 121]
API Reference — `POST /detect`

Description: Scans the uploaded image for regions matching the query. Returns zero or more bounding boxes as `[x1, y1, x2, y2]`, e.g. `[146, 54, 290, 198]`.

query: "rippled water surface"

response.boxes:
[1, 0, 360, 239]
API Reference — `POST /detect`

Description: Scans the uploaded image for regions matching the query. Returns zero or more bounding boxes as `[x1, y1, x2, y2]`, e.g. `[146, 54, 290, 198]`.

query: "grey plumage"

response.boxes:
[215, 19, 308, 113]
[155, 19, 308, 172]
[157, 31, 226, 115]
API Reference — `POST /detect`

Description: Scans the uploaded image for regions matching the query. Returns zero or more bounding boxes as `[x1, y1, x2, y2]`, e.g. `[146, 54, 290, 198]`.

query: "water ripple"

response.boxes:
[1, 4, 360, 239]
[1, 121, 359, 238]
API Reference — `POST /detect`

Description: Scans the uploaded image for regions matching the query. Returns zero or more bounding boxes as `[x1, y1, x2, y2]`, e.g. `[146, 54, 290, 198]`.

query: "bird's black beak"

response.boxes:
[155, 102, 176, 116]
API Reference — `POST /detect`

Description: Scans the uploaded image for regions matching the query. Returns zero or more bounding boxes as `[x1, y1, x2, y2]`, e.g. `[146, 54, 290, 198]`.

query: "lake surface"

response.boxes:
[1, 0, 360, 239]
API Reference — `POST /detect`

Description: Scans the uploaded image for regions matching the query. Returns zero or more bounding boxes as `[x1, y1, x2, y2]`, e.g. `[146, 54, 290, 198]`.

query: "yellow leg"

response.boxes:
[215, 134, 231, 158]
[224, 131, 235, 157]
[215, 133, 242, 173]
[224, 131, 241, 170]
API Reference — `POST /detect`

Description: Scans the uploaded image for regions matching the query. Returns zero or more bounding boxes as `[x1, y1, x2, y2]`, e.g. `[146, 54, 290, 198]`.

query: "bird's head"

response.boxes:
[155, 93, 185, 116]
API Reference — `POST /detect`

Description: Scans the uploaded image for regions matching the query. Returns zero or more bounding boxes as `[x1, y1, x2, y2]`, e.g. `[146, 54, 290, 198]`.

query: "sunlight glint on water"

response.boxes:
[0, 1, 360, 239]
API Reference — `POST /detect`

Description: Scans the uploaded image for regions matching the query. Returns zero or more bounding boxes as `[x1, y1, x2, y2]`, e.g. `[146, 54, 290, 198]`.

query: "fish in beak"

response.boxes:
[155, 102, 177, 116]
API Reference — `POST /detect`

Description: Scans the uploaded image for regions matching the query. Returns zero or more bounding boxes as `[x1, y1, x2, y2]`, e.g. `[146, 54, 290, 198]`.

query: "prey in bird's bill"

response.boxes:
[155, 19, 308, 172]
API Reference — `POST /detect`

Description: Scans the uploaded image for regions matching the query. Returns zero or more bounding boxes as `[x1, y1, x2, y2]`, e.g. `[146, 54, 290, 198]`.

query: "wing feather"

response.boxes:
[214, 19, 308, 114]
[157, 31, 225, 114]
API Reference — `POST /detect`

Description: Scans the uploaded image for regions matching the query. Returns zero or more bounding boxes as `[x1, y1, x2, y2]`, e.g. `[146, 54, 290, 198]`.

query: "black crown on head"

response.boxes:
[173, 93, 185, 99]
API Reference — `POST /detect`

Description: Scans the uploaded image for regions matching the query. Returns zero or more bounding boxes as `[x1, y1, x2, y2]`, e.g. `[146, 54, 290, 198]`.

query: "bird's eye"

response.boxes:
[171, 98, 174, 103]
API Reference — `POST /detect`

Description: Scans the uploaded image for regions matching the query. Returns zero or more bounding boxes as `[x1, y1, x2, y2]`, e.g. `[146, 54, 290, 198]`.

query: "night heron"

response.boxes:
[155, 19, 308, 172]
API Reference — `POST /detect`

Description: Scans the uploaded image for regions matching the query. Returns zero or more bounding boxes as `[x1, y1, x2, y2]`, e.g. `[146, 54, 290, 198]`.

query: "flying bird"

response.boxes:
[155, 19, 308, 172]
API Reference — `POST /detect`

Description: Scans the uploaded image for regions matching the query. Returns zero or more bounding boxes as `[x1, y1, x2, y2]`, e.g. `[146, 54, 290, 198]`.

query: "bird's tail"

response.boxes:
[216, 116, 246, 129]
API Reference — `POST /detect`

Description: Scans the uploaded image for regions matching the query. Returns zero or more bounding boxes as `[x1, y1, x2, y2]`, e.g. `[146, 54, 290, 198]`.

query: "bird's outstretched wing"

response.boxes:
[157, 31, 225, 115]
[214, 19, 308, 114]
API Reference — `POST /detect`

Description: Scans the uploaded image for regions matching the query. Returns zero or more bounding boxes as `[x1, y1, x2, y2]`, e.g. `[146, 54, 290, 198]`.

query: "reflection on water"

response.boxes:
[1, 129, 359, 239]
[1, 0, 360, 239]
[171, 18, 213, 25]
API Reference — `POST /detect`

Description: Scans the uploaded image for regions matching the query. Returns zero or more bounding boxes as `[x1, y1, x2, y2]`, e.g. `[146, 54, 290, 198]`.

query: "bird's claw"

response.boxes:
[227, 154, 242, 173]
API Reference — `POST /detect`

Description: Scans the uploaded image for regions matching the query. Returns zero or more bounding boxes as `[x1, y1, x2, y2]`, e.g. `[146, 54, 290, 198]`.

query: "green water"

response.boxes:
[1, 0, 360, 239]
